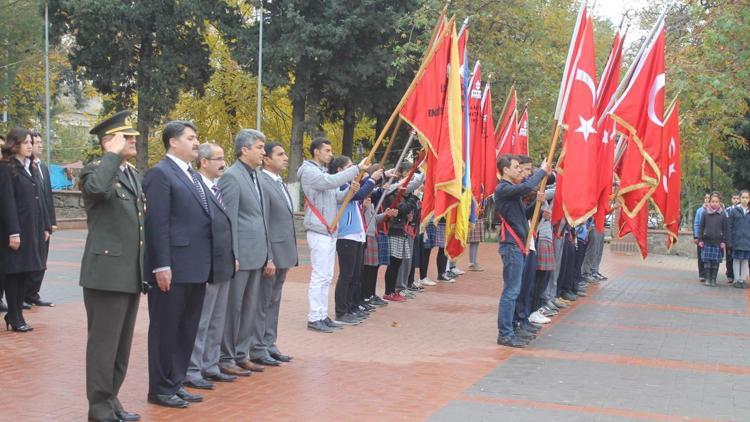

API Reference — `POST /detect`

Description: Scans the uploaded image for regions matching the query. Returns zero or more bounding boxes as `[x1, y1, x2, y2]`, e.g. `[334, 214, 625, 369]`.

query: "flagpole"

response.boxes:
[525, 123, 561, 252]
[366, 131, 417, 230]
[494, 83, 515, 134]
[376, 118, 402, 168]
[330, 18, 455, 231]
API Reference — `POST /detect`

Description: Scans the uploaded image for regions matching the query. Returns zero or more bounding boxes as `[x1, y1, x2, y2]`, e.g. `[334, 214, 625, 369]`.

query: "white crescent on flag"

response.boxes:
[575, 68, 597, 107]
[648, 73, 666, 127]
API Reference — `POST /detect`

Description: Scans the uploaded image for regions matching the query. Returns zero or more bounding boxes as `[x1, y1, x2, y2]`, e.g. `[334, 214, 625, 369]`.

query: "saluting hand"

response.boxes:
[103, 132, 127, 155]
[156, 269, 172, 292]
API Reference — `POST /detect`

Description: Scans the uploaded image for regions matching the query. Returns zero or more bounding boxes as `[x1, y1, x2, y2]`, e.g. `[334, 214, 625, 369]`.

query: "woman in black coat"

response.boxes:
[1, 128, 50, 331]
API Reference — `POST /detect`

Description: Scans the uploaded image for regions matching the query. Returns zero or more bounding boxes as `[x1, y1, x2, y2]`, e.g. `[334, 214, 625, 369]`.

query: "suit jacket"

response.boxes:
[0, 159, 49, 274]
[142, 157, 212, 284]
[36, 161, 56, 227]
[79, 153, 145, 294]
[259, 170, 298, 269]
[218, 161, 271, 271]
[206, 180, 235, 283]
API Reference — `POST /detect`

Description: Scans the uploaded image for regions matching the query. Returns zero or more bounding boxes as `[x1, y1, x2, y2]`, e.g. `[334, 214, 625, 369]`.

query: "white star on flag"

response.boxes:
[574, 116, 597, 142]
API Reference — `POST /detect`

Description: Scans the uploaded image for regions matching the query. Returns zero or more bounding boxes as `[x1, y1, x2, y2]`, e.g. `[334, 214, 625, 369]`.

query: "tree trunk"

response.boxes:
[341, 104, 356, 157]
[135, 31, 153, 171]
[135, 101, 150, 171]
[287, 92, 306, 183]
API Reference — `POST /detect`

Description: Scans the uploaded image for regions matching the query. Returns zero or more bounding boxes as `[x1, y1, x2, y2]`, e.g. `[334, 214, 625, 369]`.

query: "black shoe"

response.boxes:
[176, 387, 203, 403]
[252, 357, 282, 366]
[595, 272, 608, 280]
[519, 321, 541, 333]
[561, 291, 578, 301]
[205, 372, 237, 382]
[369, 295, 388, 306]
[514, 327, 537, 340]
[576, 290, 588, 297]
[322, 317, 344, 329]
[497, 335, 528, 348]
[147, 394, 189, 408]
[334, 313, 360, 326]
[22, 303, 32, 310]
[184, 378, 215, 390]
[115, 411, 141, 421]
[352, 309, 368, 319]
[270, 352, 293, 362]
[308, 320, 334, 333]
[27, 297, 55, 307]
[361, 303, 377, 312]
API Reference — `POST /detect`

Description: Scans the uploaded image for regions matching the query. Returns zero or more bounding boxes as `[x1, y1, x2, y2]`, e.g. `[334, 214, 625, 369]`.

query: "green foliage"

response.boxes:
[49, 0, 225, 169]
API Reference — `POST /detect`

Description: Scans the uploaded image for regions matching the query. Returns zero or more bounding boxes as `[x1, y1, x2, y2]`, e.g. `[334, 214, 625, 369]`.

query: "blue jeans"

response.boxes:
[498, 242, 524, 337]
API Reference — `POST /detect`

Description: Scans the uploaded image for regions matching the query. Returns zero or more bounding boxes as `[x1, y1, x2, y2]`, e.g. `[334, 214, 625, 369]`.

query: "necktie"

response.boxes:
[279, 179, 293, 211]
[189, 168, 209, 213]
[250, 171, 262, 201]
[212, 185, 225, 209]
[124, 167, 137, 191]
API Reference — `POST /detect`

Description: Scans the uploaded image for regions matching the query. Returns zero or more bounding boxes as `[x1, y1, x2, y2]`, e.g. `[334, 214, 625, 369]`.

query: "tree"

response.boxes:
[49, 0, 227, 169]
[220, 0, 423, 181]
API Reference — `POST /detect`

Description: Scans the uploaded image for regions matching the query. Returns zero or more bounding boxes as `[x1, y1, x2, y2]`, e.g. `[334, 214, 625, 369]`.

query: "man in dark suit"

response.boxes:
[143, 121, 211, 408]
[26, 131, 56, 307]
[79, 111, 144, 422]
[185, 143, 240, 389]
[219, 129, 272, 375]
[255, 142, 298, 365]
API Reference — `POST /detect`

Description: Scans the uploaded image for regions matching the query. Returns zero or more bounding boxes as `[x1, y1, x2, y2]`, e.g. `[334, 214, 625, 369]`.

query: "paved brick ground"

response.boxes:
[1, 231, 748, 421]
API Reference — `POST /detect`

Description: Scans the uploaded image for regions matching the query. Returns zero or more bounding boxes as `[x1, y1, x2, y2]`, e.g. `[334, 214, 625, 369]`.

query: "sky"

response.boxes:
[594, 0, 650, 27]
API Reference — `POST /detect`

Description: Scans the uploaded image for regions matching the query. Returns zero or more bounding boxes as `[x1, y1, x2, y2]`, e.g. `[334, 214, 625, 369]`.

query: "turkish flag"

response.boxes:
[609, 24, 666, 219]
[592, 29, 625, 232]
[515, 107, 529, 155]
[653, 100, 681, 249]
[557, 15, 600, 226]
[593, 116, 618, 231]
[618, 204, 649, 259]
[495, 88, 517, 157]
[596, 29, 625, 119]
[555, 2, 588, 119]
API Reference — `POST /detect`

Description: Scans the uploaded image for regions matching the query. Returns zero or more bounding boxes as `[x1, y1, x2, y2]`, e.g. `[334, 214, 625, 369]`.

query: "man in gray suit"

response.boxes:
[219, 129, 273, 376]
[185, 143, 239, 389]
[254, 142, 298, 365]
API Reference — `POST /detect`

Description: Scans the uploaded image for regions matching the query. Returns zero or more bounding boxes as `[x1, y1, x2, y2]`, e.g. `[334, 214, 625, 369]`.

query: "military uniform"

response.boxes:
[79, 111, 144, 422]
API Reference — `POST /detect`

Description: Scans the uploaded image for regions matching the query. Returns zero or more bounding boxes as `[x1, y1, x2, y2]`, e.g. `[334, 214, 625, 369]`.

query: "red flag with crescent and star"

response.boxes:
[609, 23, 666, 220]
[557, 14, 600, 226]
[652, 100, 681, 249]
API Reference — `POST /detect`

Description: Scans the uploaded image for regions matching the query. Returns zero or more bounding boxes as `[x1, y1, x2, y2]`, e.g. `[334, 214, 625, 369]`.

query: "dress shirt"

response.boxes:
[263, 168, 293, 211]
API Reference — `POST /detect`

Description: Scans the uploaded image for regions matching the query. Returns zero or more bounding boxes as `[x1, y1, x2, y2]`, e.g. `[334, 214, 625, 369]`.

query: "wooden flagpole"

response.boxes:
[330, 18, 455, 231]
[494, 83, 515, 134]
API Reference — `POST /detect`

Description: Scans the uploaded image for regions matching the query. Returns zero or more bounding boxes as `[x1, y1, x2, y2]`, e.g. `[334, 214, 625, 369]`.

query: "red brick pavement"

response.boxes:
[1, 242, 740, 421]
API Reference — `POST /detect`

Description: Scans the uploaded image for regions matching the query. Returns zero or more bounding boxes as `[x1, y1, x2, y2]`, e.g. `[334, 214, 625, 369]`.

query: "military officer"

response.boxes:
[79, 110, 144, 422]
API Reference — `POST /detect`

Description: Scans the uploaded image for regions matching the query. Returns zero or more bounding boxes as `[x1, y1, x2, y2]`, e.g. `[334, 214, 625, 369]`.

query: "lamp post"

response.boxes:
[44, 0, 51, 164]
[256, 3, 263, 130]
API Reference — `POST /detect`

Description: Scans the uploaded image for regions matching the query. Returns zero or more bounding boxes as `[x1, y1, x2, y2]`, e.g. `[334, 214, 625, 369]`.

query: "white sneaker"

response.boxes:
[451, 267, 466, 275]
[420, 277, 437, 286]
[529, 311, 551, 324]
[413, 279, 423, 288]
